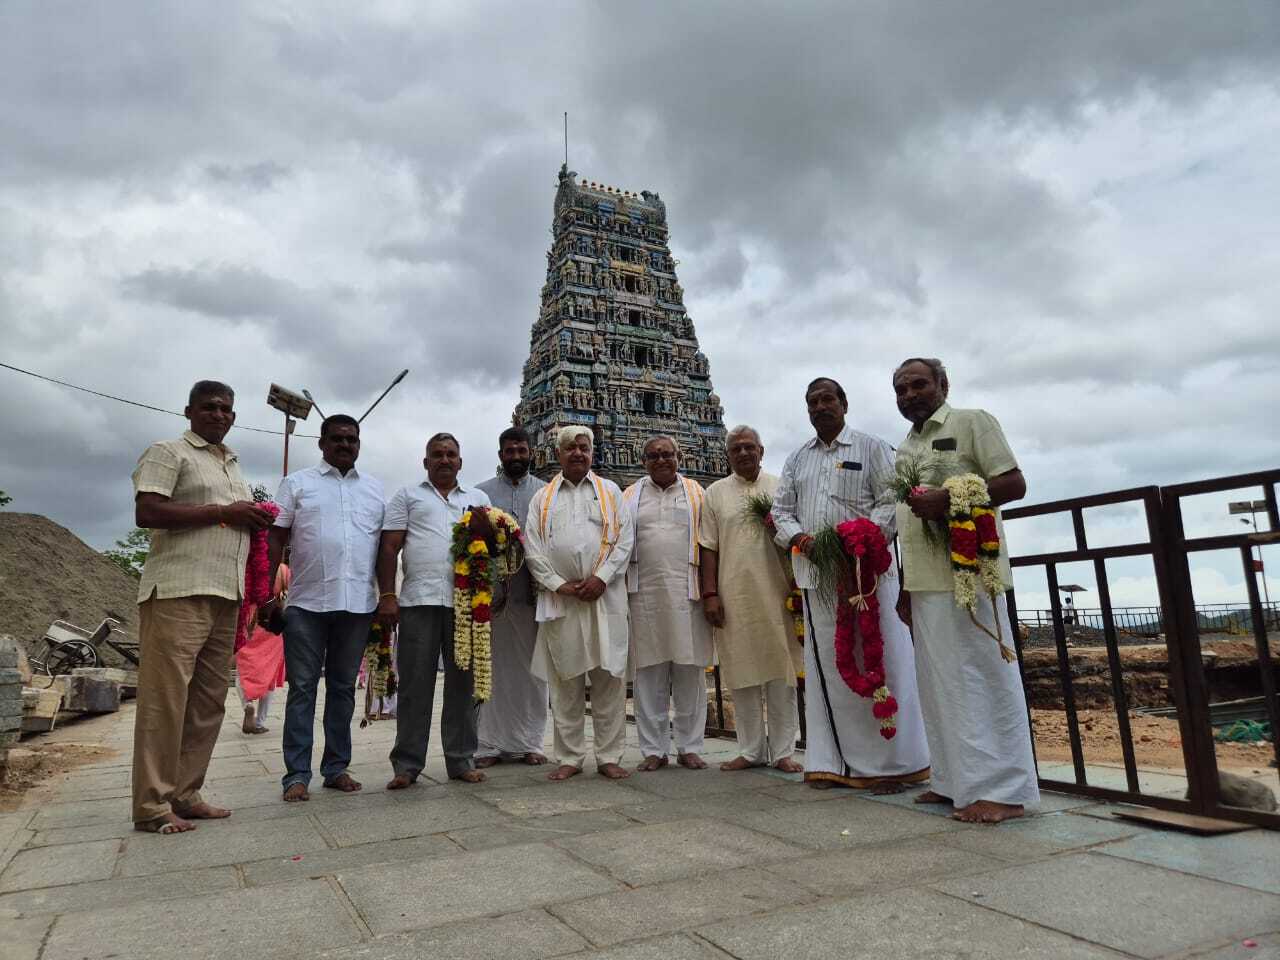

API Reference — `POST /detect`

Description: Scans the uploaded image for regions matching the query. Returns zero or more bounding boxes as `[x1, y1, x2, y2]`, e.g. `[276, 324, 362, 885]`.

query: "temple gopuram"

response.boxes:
[514, 164, 729, 487]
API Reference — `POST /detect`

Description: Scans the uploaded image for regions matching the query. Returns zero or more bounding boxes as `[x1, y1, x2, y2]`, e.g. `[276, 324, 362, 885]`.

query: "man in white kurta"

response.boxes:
[524, 426, 635, 781]
[773, 377, 930, 791]
[699, 426, 804, 773]
[623, 437, 713, 771]
[475, 427, 549, 766]
[893, 357, 1039, 823]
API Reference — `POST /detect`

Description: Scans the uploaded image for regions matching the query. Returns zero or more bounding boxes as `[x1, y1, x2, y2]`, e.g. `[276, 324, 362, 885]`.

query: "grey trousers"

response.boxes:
[390, 605, 478, 780]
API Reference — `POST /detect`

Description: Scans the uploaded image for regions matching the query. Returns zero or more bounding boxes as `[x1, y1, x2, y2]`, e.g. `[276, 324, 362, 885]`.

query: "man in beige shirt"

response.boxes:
[131, 380, 273, 834]
[893, 357, 1039, 824]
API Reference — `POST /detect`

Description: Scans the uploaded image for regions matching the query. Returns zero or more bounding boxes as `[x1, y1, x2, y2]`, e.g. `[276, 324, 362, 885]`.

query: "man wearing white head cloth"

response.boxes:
[524, 426, 635, 781]
[622, 436, 713, 771]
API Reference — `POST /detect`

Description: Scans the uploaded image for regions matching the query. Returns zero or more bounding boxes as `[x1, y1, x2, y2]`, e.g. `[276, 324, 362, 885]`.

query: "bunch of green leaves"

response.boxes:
[806, 526, 852, 606]
[0, 489, 11, 508]
[882, 453, 949, 548]
[104, 528, 151, 580]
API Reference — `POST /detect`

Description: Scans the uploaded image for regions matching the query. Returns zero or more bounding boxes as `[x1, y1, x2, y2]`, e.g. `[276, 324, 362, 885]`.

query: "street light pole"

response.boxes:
[1229, 500, 1271, 608]
[359, 369, 410, 424]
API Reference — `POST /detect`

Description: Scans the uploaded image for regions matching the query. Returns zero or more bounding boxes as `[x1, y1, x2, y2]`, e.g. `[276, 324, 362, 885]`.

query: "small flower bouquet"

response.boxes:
[883, 452, 948, 547]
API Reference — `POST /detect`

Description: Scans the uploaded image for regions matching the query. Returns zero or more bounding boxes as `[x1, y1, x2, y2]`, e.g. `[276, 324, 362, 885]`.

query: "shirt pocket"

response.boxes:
[829, 466, 864, 506]
[355, 500, 385, 536]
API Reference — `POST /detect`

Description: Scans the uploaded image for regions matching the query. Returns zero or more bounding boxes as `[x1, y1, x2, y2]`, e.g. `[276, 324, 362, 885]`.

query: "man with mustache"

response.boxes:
[131, 380, 271, 834]
[772, 377, 930, 792]
[523, 426, 634, 781]
[474, 426, 550, 767]
[377, 433, 491, 787]
[623, 436, 713, 772]
[893, 357, 1038, 823]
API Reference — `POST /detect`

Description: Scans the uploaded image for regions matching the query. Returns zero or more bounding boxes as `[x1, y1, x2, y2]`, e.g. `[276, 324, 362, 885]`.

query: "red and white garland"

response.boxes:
[451, 506, 524, 702]
[235, 500, 280, 651]
[832, 518, 898, 739]
[943, 473, 1017, 663]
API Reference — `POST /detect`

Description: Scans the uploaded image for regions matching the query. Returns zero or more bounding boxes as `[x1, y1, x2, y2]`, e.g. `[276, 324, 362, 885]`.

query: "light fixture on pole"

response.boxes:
[1228, 499, 1271, 606]
[359, 369, 409, 423]
[267, 384, 313, 477]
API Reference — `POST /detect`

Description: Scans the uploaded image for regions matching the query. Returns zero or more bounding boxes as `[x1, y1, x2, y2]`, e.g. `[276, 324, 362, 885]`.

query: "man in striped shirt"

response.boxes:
[131, 380, 273, 835]
[772, 377, 930, 792]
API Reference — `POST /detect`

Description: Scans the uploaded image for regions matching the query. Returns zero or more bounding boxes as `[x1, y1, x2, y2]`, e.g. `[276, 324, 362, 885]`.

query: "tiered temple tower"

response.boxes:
[514, 164, 728, 486]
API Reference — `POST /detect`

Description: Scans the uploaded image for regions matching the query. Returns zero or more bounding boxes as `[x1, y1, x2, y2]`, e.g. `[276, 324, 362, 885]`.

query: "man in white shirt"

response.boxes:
[377, 433, 491, 787]
[475, 426, 550, 767]
[623, 437, 712, 771]
[524, 426, 634, 782]
[264, 415, 385, 803]
[772, 378, 930, 792]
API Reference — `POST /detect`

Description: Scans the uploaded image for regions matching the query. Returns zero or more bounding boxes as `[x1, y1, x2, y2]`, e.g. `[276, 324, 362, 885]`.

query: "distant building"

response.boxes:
[513, 164, 728, 487]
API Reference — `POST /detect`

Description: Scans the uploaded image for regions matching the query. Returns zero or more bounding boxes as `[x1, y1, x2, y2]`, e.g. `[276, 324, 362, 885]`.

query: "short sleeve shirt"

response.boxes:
[384, 482, 492, 607]
[895, 403, 1019, 592]
[132, 430, 252, 602]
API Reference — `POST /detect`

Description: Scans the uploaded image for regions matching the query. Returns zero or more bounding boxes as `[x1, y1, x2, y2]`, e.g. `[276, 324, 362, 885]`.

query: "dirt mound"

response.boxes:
[0, 513, 139, 665]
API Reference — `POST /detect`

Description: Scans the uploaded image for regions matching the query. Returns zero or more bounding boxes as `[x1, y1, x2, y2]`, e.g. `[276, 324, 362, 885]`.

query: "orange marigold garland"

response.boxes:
[943, 473, 1016, 663]
[450, 506, 525, 701]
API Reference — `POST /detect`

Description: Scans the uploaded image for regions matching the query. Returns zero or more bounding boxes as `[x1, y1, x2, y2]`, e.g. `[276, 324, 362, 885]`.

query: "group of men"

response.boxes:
[128, 357, 1039, 836]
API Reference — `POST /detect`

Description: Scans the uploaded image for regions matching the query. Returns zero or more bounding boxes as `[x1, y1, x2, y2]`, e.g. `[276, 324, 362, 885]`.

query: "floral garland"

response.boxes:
[943, 473, 1017, 663]
[235, 499, 280, 651]
[831, 518, 898, 739]
[451, 506, 524, 702]
[360, 622, 397, 727]
[784, 584, 805, 642]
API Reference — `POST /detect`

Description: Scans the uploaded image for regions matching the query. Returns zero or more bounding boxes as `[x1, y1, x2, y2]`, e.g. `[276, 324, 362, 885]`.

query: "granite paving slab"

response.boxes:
[862, 784, 1100, 817]
[722, 793, 959, 850]
[0, 866, 239, 917]
[0, 915, 53, 960]
[448, 809, 635, 851]
[557, 818, 806, 886]
[936, 809, 1143, 862]
[550, 865, 816, 946]
[27, 796, 131, 830]
[478, 779, 654, 817]
[1097, 827, 1280, 895]
[0, 837, 120, 892]
[696, 886, 1126, 959]
[337, 842, 624, 935]
[762, 834, 1009, 895]
[931, 852, 1280, 958]
[314, 908, 589, 960]
[622, 766, 789, 799]
[42, 877, 363, 960]
[242, 833, 458, 886]
[312, 793, 506, 847]
[615, 789, 791, 826]
[1175, 932, 1280, 959]
[118, 814, 330, 877]
[562, 933, 728, 960]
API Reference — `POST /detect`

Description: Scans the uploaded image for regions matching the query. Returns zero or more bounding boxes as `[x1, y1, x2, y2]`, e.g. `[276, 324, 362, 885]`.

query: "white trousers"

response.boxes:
[911, 590, 1040, 809]
[549, 667, 627, 769]
[732, 680, 798, 764]
[237, 679, 273, 719]
[634, 661, 707, 758]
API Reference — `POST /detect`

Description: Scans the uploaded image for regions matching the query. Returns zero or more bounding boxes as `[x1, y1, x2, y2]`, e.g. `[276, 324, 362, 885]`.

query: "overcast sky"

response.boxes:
[2, 2, 1277, 609]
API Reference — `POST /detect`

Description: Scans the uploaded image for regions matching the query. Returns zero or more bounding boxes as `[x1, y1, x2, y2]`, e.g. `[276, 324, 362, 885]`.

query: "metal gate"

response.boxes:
[1003, 469, 1279, 828]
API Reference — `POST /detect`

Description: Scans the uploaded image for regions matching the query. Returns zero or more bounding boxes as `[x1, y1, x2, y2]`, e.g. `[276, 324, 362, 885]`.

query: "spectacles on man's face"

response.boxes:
[645, 450, 677, 461]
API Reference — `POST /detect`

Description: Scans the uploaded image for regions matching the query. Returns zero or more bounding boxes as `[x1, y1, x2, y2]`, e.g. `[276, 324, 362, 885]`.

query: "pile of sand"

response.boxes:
[0, 513, 139, 665]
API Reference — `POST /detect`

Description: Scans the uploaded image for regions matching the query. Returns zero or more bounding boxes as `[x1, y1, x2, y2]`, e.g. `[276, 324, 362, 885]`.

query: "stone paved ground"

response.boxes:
[2, 691, 1278, 960]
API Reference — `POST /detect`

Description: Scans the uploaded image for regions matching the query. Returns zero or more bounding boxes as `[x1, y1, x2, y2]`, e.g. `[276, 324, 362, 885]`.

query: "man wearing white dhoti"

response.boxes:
[623, 436, 713, 772]
[699, 426, 804, 773]
[893, 357, 1039, 823]
[475, 426, 549, 767]
[524, 426, 635, 781]
[773, 377, 930, 792]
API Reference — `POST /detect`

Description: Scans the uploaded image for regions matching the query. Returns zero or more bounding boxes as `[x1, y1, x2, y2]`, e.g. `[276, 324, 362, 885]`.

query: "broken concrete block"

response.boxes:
[52, 675, 121, 714]
[21, 686, 63, 733]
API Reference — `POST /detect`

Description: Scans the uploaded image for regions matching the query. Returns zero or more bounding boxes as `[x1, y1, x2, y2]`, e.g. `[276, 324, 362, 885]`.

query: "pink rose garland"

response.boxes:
[831, 518, 899, 739]
[235, 501, 280, 651]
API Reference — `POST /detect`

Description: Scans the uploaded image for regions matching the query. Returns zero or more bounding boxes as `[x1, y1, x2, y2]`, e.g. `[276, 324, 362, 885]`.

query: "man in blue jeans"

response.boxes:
[263, 415, 384, 802]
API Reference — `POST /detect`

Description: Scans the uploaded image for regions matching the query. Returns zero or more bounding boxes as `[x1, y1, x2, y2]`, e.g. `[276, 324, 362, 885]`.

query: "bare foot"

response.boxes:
[135, 812, 195, 835]
[773, 757, 804, 774]
[475, 756, 501, 768]
[548, 764, 582, 781]
[385, 774, 414, 790]
[454, 769, 487, 783]
[914, 790, 951, 805]
[283, 783, 310, 802]
[173, 801, 231, 820]
[719, 756, 764, 771]
[523, 752, 549, 765]
[241, 705, 256, 735]
[323, 773, 363, 793]
[597, 762, 631, 780]
[677, 753, 708, 770]
[636, 755, 669, 772]
[251, 725, 269, 734]
[869, 781, 905, 795]
[953, 800, 1024, 824]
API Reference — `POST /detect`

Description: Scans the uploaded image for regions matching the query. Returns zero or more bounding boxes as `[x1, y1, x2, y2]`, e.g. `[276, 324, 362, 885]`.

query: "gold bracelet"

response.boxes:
[379, 592, 397, 601]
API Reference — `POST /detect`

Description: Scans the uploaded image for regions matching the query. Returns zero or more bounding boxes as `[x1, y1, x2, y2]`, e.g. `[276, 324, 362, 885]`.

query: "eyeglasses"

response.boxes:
[645, 451, 677, 461]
